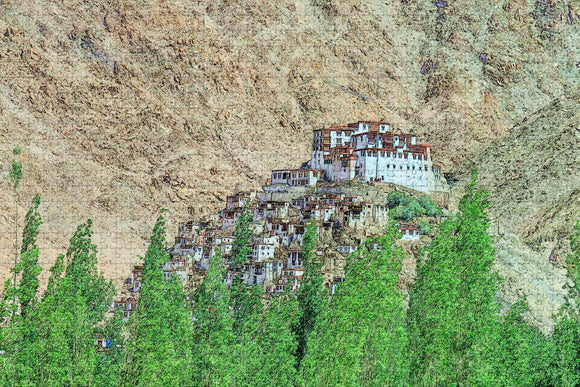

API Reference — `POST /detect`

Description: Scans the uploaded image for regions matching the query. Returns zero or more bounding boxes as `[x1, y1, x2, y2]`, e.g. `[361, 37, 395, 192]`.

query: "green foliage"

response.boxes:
[193, 207, 300, 385]
[93, 308, 126, 387]
[12, 147, 21, 156]
[45, 253, 65, 299]
[232, 205, 253, 268]
[122, 214, 194, 386]
[192, 249, 238, 385]
[242, 293, 301, 386]
[407, 170, 502, 385]
[231, 280, 263, 339]
[389, 191, 442, 221]
[0, 195, 44, 385]
[9, 160, 22, 191]
[419, 220, 431, 235]
[1, 219, 115, 385]
[294, 220, 326, 366]
[495, 297, 553, 386]
[230, 205, 260, 337]
[64, 219, 116, 323]
[41, 220, 114, 384]
[418, 195, 441, 216]
[387, 191, 406, 207]
[13, 194, 43, 316]
[549, 308, 580, 386]
[20, 194, 41, 254]
[394, 202, 416, 221]
[565, 219, 580, 301]
[0, 195, 43, 321]
[548, 219, 580, 386]
[0, 280, 11, 324]
[302, 221, 409, 385]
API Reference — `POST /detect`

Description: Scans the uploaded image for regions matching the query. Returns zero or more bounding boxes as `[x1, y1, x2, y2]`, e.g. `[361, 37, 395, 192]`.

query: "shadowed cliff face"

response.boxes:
[0, 0, 578, 324]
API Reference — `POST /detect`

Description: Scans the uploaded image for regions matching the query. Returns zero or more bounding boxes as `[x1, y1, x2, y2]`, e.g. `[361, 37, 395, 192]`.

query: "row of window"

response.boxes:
[274, 170, 317, 179]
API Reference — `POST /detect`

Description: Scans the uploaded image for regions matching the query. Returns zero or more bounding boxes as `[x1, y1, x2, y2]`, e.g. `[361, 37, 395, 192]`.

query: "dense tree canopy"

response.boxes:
[294, 220, 325, 366]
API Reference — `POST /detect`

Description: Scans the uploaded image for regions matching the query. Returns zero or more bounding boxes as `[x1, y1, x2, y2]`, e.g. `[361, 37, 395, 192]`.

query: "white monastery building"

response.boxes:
[298, 121, 444, 193]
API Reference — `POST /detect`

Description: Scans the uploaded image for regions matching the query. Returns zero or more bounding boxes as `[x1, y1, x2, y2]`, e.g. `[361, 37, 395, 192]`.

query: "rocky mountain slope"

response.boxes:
[0, 0, 579, 327]
[472, 93, 580, 332]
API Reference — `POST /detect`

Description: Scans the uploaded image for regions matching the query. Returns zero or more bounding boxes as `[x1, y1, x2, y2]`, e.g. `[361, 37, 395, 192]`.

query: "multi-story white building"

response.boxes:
[398, 223, 421, 241]
[307, 121, 444, 193]
[252, 243, 276, 262]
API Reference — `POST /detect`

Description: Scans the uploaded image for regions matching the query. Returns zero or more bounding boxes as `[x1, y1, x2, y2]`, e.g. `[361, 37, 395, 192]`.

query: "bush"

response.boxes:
[408, 199, 425, 217]
[418, 196, 442, 216]
[387, 192, 406, 208]
[390, 193, 442, 221]
[394, 205, 414, 221]
[419, 221, 431, 235]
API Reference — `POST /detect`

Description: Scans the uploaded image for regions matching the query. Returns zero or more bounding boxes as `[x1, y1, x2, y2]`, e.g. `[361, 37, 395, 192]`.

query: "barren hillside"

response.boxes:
[0, 0, 579, 324]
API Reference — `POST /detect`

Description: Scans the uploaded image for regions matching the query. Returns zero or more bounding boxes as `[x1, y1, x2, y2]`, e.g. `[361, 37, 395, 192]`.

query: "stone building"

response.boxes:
[398, 222, 421, 241]
[270, 169, 323, 187]
[307, 121, 445, 193]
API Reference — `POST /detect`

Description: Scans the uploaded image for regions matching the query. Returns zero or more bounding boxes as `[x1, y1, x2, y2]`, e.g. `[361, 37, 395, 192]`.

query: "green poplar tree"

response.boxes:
[121, 213, 193, 386]
[9, 148, 22, 308]
[231, 205, 253, 268]
[0, 195, 43, 385]
[192, 249, 239, 385]
[244, 292, 300, 386]
[228, 206, 260, 337]
[407, 170, 502, 385]
[15, 194, 42, 316]
[549, 219, 580, 386]
[45, 253, 65, 299]
[93, 307, 126, 387]
[494, 297, 553, 386]
[301, 221, 409, 386]
[294, 220, 325, 366]
[2, 148, 23, 320]
[22, 219, 115, 385]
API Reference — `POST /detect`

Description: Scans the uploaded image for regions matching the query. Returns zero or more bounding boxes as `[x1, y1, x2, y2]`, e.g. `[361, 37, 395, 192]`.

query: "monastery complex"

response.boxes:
[113, 121, 447, 319]
[271, 121, 445, 194]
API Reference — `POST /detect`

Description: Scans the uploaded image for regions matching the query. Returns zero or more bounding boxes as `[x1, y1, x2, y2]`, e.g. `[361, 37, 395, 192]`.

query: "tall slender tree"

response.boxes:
[93, 307, 127, 387]
[121, 213, 193, 386]
[192, 249, 238, 385]
[407, 170, 502, 385]
[3, 148, 23, 319]
[0, 195, 43, 385]
[14, 194, 42, 317]
[294, 220, 325, 366]
[9, 148, 22, 310]
[244, 291, 300, 386]
[228, 205, 261, 337]
[301, 221, 409, 386]
[8, 219, 116, 385]
[494, 297, 553, 386]
[549, 219, 580, 385]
